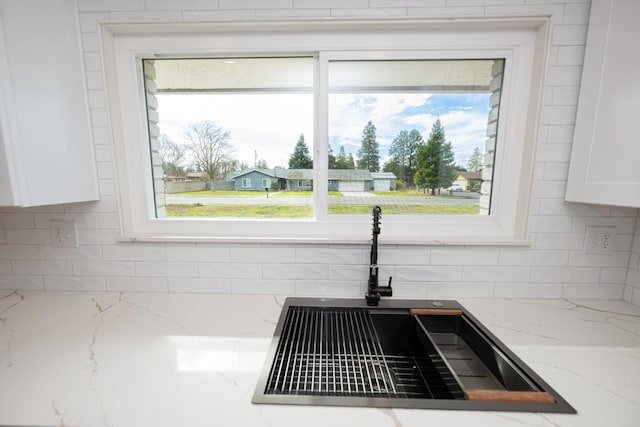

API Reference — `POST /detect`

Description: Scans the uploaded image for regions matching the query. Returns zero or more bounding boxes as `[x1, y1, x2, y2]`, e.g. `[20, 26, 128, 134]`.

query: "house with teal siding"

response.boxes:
[230, 168, 395, 192]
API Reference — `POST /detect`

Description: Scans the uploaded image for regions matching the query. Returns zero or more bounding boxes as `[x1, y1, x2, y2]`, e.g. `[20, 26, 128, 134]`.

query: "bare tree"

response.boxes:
[159, 134, 187, 177]
[183, 121, 234, 183]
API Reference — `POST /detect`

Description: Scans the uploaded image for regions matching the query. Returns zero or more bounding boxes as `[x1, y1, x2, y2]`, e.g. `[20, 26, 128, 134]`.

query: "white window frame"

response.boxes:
[242, 178, 251, 189]
[102, 19, 548, 244]
[262, 178, 271, 188]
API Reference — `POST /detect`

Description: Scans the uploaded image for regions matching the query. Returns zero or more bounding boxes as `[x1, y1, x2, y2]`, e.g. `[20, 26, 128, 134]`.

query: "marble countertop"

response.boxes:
[0, 291, 639, 427]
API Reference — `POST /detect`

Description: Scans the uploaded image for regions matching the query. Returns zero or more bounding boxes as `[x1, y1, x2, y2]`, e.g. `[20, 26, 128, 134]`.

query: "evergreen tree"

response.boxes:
[467, 146, 484, 172]
[288, 134, 313, 169]
[439, 141, 457, 189]
[406, 129, 424, 187]
[335, 146, 354, 169]
[414, 119, 456, 194]
[347, 153, 355, 169]
[356, 121, 380, 172]
[385, 128, 424, 188]
[328, 144, 336, 169]
[386, 130, 409, 184]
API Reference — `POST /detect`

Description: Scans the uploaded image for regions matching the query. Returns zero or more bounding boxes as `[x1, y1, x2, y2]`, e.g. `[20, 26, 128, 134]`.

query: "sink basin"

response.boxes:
[252, 298, 575, 413]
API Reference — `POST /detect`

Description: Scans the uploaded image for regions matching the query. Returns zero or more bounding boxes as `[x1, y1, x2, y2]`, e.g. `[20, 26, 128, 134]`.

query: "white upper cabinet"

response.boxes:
[566, 0, 640, 208]
[0, 0, 98, 207]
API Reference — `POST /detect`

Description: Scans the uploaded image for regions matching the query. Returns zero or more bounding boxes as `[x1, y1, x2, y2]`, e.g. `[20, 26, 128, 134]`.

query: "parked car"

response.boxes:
[448, 184, 464, 192]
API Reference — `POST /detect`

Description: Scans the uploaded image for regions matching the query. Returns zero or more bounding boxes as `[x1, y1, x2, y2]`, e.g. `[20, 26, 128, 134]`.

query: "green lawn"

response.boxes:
[372, 190, 465, 198]
[271, 191, 342, 197]
[328, 205, 479, 215]
[167, 203, 479, 217]
[170, 190, 267, 197]
[170, 190, 343, 197]
[167, 204, 313, 218]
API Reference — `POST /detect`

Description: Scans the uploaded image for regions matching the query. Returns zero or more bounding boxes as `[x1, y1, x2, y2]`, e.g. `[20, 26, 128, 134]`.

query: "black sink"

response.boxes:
[252, 298, 576, 413]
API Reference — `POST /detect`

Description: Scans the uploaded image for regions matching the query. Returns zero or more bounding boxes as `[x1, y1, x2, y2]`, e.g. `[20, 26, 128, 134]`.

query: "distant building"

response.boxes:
[454, 170, 482, 191]
[228, 168, 396, 192]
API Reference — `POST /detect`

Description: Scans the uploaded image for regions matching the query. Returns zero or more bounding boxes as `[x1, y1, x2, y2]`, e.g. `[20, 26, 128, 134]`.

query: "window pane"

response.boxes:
[328, 59, 503, 216]
[144, 57, 314, 219]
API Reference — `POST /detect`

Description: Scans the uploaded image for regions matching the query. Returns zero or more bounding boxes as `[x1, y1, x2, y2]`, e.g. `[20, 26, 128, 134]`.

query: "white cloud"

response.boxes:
[157, 94, 313, 168]
[157, 92, 489, 170]
[402, 109, 489, 165]
[329, 93, 432, 157]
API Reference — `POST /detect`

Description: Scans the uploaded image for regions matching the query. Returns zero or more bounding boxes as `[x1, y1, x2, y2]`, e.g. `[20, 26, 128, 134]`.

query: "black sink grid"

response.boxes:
[253, 298, 576, 413]
[264, 306, 464, 400]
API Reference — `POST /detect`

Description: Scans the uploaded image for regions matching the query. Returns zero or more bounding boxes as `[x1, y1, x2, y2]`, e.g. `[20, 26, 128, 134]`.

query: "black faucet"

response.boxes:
[365, 206, 392, 306]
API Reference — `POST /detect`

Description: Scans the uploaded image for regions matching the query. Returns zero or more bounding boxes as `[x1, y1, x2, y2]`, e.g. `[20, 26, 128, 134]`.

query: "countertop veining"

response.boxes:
[0, 291, 639, 426]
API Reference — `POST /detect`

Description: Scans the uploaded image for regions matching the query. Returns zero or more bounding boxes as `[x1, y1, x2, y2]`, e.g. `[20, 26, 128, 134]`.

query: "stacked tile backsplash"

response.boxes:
[0, 0, 639, 305]
[627, 220, 640, 305]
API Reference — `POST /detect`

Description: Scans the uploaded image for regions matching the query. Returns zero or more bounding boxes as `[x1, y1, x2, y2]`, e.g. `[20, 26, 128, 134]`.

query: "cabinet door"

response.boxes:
[0, 0, 98, 207]
[565, 0, 640, 208]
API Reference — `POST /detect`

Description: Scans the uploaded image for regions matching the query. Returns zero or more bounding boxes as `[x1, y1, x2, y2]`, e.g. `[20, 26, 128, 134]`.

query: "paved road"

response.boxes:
[166, 191, 480, 206]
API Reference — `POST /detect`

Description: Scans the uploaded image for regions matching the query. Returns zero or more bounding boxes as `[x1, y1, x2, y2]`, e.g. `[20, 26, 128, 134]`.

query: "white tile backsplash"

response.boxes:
[72, 261, 135, 277]
[198, 262, 261, 279]
[395, 265, 463, 282]
[1, 0, 639, 305]
[102, 245, 166, 261]
[0, 262, 12, 275]
[626, 218, 640, 304]
[0, 275, 44, 290]
[136, 262, 199, 278]
[168, 277, 231, 293]
[563, 283, 625, 299]
[0, 245, 40, 260]
[428, 282, 494, 299]
[5, 229, 51, 245]
[430, 249, 499, 266]
[295, 247, 362, 264]
[44, 276, 106, 291]
[499, 249, 569, 266]
[166, 246, 230, 262]
[295, 280, 362, 297]
[11, 261, 72, 276]
[231, 278, 295, 295]
[263, 263, 328, 280]
[105, 277, 168, 292]
[494, 282, 564, 298]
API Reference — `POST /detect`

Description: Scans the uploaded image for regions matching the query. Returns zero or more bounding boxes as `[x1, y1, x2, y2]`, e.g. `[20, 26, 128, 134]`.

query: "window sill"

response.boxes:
[115, 233, 532, 247]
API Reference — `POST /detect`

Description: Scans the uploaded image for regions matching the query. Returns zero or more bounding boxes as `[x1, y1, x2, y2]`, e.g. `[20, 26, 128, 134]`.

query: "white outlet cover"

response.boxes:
[584, 226, 616, 255]
[50, 220, 79, 248]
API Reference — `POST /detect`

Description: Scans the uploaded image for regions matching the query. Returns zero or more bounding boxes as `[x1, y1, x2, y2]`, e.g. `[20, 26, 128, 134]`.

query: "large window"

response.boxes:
[104, 20, 546, 243]
[326, 58, 502, 216]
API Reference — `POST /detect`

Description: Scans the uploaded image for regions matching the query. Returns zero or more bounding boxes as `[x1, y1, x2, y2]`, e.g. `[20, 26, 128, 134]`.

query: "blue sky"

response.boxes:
[157, 92, 490, 170]
[329, 93, 490, 167]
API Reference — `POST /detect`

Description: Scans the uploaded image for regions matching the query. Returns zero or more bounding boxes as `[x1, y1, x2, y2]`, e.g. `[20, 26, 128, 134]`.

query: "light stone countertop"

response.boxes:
[0, 291, 639, 427]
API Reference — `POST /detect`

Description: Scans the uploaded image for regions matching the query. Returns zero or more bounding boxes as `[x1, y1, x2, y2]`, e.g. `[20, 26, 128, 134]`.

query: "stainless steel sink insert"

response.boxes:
[253, 298, 576, 413]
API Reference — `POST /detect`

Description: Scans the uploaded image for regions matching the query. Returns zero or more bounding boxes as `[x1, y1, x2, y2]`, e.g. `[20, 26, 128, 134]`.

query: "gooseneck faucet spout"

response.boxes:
[365, 206, 392, 306]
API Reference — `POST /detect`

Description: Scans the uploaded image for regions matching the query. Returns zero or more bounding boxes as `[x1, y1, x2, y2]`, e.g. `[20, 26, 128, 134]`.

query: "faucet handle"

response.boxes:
[379, 276, 393, 297]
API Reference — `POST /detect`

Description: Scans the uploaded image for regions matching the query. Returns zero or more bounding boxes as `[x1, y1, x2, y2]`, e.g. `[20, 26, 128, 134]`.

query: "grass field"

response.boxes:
[167, 203, 479, 217]
[171, 190, 266, 197]
[167, 204, 313, 218]
[166, 189, 479, 217]
[171, 190, 343, 197]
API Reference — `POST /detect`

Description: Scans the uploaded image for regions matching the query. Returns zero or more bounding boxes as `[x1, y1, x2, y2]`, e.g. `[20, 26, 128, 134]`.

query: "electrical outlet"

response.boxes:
[584, 226, 616, 255]
[50, 220, 79, 248]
